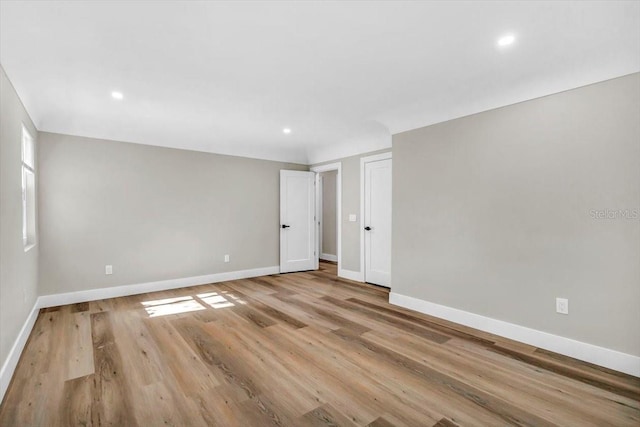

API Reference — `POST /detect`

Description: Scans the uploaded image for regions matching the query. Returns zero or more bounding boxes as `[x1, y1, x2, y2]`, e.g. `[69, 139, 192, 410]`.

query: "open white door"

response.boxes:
[280, 170, 316, 273]
[364, 158, 392, 286]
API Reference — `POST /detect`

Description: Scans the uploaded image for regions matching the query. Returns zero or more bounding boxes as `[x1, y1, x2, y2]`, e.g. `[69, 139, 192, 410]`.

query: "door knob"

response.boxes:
[282, 224, 291, 229]
[364, 226, 372, 231]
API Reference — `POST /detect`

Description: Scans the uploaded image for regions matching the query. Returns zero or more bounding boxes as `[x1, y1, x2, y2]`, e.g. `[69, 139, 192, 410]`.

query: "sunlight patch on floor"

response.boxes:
[141, 296, 193, 307]
[142, 296, 206, 317]
[141, 290, 248, 316]
[197, 291, 246, 309]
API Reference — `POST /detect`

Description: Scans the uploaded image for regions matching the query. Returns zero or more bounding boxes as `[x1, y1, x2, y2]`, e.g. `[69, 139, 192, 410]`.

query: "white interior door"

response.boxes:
[280, 170, 316, 273]
[364, 159, 392, 286]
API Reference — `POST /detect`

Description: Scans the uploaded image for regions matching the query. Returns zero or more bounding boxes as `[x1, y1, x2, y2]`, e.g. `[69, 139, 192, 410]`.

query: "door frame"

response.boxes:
[310, 162, 341, 273]
[360, 152, 392, 284]
[316, 175, 338, 263]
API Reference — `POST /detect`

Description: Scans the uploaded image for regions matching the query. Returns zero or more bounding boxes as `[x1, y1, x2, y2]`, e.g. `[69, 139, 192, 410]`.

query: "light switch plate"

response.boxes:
[349, 214, 357, 222]
[105, 265, 113, 275]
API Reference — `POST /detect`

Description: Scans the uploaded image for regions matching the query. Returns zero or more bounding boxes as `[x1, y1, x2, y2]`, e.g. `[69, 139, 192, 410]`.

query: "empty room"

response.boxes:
[0, 1, 639, 426]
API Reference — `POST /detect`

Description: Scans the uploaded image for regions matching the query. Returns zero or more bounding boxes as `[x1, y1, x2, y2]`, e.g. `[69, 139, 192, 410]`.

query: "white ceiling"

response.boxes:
[1, 1, 639, 164]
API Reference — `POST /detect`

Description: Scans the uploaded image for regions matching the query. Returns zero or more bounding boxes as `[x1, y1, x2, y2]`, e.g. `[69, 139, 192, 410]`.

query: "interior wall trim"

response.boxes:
[320, 253, 338, 262]
[0, 300, 40, 404]
[389, 292, 640, 377]
[338, 268, 364, 282]
[38, 266, 281, 308]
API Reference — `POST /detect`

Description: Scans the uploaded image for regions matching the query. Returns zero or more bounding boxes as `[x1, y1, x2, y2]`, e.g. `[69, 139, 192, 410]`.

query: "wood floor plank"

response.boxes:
[71, 302, 90, 313]
[444, 336, 640, 422]
[201, 317, 324, 419]
[332, 328, 557, 426]
[301, 403, 359, 427]
[234, 393, 298, 427]
[1, 261, 638, 426]
[219, 283, 308, 329]
[432, 418, 461, 427]
[364, 329, 634, 426]
[233, 304, 277, 328]
[535, 347, 640, 382]
[189, 385, 250, 427]
[109, 308, 167, 387]
[264, 323, 455, 426]
[64, 310, 95, 381]
[261, 325, 389, 425]
[490, 345, 640, 401]
[274, 292, 371, 335]
[231, 278, 279, 295]
[0, 311, 61, 425]
[90, 311, 139, 426]
[346, 297, 495, 345]
[60, 374, 93, 426]
[172, 316, 262, 400]
[249, 292, 338, 332]
[322, 295, 451, 344]
[134, 380, 208, 426]
[302, 327, 515, 426]
[143, 316, 222, 396]
[366, 416, 397, 427]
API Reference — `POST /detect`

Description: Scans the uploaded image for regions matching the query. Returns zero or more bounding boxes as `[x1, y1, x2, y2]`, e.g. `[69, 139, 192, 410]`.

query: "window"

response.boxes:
[21, 126, 36, 250]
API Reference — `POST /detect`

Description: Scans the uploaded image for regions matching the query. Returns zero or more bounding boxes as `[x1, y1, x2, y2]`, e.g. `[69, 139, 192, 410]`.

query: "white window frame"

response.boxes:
[21, 125, 36, 251]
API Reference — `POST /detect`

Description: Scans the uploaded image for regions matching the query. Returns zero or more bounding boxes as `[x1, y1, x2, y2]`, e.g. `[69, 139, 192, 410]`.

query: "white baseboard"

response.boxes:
[320, 253, 337, 262]
[389, 292, 640, 377]
[39, 266, 280, 308]
[338, 268, 364, 282]
[0, 300, 40, 404]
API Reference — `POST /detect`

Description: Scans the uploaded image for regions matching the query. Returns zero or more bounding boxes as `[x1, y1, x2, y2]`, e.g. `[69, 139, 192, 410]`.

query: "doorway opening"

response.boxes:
[319, 170, 338, 263]
[310, 162, 342, 275]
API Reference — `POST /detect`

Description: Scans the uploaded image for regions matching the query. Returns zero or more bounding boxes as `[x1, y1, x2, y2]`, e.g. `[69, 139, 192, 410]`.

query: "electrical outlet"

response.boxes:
[105, 265, 113, 275]
[224, 254, 230, 263]
[556, 298, 568, 315]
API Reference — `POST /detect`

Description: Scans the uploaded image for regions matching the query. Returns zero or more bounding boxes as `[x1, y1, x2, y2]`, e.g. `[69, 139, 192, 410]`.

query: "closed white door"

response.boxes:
[280, 170, 316, 273]
[364, 159, 392, 286]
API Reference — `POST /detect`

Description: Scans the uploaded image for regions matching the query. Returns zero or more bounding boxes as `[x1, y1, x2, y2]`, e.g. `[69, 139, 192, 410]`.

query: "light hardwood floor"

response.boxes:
[1, 262, 638, 426]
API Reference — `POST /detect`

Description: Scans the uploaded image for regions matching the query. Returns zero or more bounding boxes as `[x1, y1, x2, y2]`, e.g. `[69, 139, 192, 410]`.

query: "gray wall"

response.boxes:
[313, 148, 391, 273]
[38, 132, 306, 295]
[393, 73, 640, 356]
[321, 170, 337, 257]
[0, 67, 39, 366]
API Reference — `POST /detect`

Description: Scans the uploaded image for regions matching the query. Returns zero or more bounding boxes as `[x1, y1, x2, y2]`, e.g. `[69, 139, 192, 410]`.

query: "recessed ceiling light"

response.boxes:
[111, 91, 124, 100]
[497, 34, 516, 47]
[283, 128, 292, 134]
